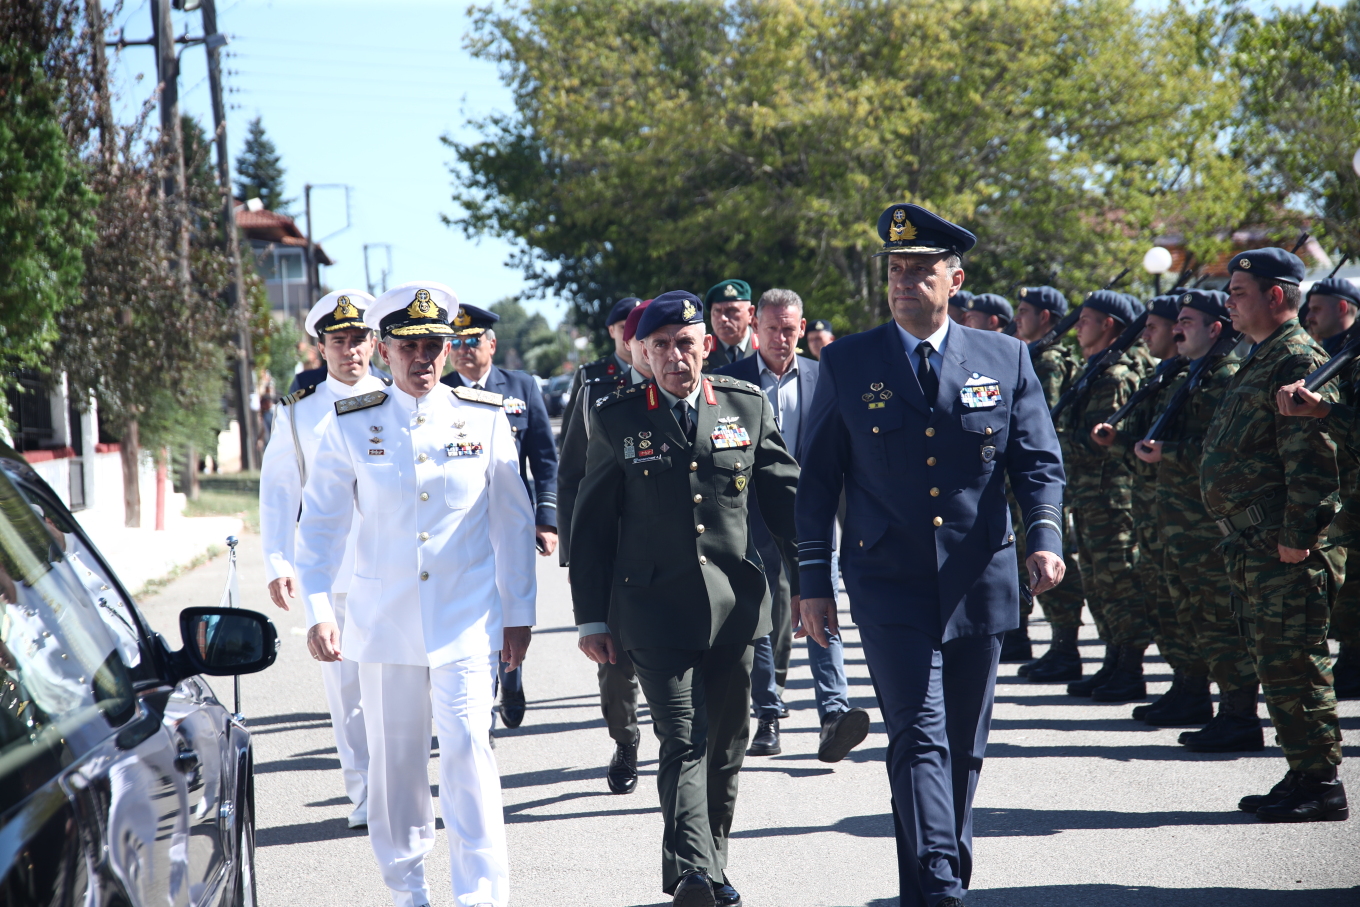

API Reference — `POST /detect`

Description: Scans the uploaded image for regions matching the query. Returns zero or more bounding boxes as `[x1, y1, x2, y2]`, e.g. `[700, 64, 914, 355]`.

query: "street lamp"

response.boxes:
[1142, 245, 1173, 295]
[1352, 146, 1360, 178]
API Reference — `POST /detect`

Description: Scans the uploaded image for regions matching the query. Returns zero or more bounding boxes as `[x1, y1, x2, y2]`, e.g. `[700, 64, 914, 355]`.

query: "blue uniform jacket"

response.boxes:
[441, 366, 559, 528]
[289, 362, 390, 393]
[795, 321, 1065, 640]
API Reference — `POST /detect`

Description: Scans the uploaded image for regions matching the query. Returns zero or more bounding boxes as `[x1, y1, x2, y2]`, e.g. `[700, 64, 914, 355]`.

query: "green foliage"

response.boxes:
[489, 298, 552, 368]
[234, 116, 291, 214]
[266, 316, 303, 392]
[445, 0, 1268, 338]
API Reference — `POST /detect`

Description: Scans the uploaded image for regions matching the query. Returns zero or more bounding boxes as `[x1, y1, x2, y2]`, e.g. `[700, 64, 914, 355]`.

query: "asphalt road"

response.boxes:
[136, 532, 1360, 907]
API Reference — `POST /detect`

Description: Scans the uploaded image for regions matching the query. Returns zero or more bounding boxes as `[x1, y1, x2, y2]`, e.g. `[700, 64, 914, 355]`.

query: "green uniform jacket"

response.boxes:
[1031, 342, 1077, 410]
[1058, 345, 1144, 507]
[1155, 354, 1239, 500]
[1201, 319, 1340, 552]
[1105, 358, 1181, 528]
[569, 375, 801, 651]
[556, 370, 631, 566]
[1321, 353, 1360, 548]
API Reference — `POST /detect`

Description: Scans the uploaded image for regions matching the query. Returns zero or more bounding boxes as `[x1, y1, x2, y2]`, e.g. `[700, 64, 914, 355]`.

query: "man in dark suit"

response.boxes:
[716, 289, 867, 763]
[703, 279, 758, 370]
[290, 357, 389, 392]
[796, 204, 1067, 907]
[440, 303, 559, 729]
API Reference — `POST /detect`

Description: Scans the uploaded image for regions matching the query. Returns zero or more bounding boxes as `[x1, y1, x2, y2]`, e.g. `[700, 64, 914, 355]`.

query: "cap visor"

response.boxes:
[320, 320, 370, 334]
[873, 245, 954, 258]
[385, 322, 455, 338]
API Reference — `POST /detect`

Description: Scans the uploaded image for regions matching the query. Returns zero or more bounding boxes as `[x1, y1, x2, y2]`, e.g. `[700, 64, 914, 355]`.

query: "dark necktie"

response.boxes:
[673, 400, 696, 444]
[917, 340, 939, 404]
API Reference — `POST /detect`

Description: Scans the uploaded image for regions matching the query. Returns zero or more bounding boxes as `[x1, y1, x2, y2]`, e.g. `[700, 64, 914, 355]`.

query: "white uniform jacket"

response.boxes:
[295, 382, 537, 667]
[260, 373, 388, 620]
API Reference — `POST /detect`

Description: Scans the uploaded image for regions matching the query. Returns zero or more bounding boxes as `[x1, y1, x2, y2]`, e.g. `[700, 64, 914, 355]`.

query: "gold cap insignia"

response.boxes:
[682, 300, 698, 321]
[332, 295, 360, 320]
[889, 208, 917, 243]
[723, 284, 739, 298]
[454, 307, 473, 328]
[1239, 258, 1251, 270]
[407, 288, 439, 319]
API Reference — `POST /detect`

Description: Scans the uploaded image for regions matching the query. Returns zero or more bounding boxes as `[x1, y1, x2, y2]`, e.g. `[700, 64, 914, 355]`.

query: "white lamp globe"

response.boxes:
[1142, 246, 1173, 275]
[1352, 146, 1360, 177]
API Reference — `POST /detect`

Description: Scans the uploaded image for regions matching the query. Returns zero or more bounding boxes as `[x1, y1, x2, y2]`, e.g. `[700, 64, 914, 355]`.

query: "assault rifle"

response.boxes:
[1026, 267, 1132, 355]
[1093, 356, 1190, 439]
[1293, 253, 1355, 400]
[1050, 309, 1150, 420]
[1143, 330, 1243, 443]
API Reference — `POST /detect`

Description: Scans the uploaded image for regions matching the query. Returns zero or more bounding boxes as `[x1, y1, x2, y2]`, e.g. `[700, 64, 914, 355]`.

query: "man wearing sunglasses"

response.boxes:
[441, 303, 559, 729]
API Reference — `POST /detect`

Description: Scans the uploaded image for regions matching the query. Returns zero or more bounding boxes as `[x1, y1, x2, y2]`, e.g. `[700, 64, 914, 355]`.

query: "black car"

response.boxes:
[542, 373, 574, 417]
[0, 445, 278, 906]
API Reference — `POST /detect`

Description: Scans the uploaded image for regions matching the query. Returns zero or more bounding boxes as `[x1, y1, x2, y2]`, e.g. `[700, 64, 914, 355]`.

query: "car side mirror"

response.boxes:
[178, 607, 279, 676]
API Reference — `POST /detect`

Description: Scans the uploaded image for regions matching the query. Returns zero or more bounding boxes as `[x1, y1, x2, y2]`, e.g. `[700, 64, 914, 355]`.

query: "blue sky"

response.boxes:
[105, 0, 559, 321]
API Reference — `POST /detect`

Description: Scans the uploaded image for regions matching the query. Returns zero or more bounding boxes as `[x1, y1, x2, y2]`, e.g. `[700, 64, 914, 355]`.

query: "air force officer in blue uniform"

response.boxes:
[795, 204, 1067, 907]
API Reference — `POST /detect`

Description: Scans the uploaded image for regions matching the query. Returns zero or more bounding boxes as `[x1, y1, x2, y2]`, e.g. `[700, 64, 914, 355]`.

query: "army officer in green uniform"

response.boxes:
[570, 290, 800, 907]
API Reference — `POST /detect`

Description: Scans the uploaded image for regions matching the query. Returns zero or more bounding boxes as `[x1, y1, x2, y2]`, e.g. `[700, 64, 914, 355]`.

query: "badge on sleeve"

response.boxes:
[960, 373, 1002, 409]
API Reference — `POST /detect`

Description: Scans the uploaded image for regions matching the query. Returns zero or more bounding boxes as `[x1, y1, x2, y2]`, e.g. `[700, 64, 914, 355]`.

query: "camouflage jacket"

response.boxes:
[1200, 319, 1340, 552]
[1154, 354, 1240, 524]
[1317, 352, 1360, 546]
[1058, 346, 1143, 507]
[1031, 342, 1078, 410]
[1105, 357, 1181, 527]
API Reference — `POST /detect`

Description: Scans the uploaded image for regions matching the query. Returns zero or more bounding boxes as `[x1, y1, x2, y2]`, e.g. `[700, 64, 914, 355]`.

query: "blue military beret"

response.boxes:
[1017, 286, 1068, 316]
[635, 290, 704, 340]
[807, 319, 833, 333]
[1227, 248, 1305, 285]
[1083, 290, 1143, 325]
[967, 293, 1013, 323]
[605, 297, 642, 326]
[1306, 277, 1360, 306]
[1146, 295, 1180, 322]
[1177, 288, 1231, 322]
[874, 203, 977, 257]
[950, 290, 974, 309]
[704, 279, 751, 305]
[452, 302, 500, 335]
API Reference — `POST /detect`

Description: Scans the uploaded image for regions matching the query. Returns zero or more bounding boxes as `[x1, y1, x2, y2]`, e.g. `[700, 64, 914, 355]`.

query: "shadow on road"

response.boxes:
[955, 884, 1360, 906]
[972, 806, 1255, 835]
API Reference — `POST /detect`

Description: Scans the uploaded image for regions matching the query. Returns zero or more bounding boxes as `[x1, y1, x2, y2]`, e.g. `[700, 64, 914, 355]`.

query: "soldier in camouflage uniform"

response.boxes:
[1135, 290, 1263, 747]
[1055, 290, 1155, 701]
[1011, 286, 1087, 682]
[1202, 249, 1346, 823]
[1092, 293, 1212, 716]
[559, 297, 642, 451]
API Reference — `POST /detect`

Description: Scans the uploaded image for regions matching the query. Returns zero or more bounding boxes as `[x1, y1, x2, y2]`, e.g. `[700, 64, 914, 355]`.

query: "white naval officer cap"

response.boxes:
[304, 288, 375, 338]
[365, 281, 460, 340]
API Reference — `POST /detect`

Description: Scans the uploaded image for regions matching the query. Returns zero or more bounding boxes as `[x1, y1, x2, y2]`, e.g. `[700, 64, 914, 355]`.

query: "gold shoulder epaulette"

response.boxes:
[335, 390, 389, 415]
[453, 385, 505, 407]
[280, 384, 318, 406]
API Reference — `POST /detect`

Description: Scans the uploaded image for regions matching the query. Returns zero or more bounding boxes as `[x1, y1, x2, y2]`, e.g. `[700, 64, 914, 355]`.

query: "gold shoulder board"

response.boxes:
[452, 385, 505, 407]
[335, 391, 389, 416]
[280, 384, 318, 406]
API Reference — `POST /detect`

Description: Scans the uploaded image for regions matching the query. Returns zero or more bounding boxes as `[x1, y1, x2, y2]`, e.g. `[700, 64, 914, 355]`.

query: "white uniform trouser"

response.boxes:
[322, 593, 369, 808]
[360, 654, 507, 907]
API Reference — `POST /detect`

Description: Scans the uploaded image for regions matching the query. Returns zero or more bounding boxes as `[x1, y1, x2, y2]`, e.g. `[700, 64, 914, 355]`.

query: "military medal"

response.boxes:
[624, 437, 636, 459]
[503, 396, 526, 415]
[445, 440, 484, 457]
[369, 449, 384, 456]
[961, 373, 1002, 409]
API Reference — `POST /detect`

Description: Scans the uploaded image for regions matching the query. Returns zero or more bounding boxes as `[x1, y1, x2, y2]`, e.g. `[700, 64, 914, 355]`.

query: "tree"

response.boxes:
[234, 115, 292, 214]
[489, 298, 554, 371]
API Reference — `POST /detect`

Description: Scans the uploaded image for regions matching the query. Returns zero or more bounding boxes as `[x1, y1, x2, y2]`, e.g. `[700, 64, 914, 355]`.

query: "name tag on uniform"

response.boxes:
[445, 441, 484, 457]
[503, 396, 526, 415]
[960, 373, 1002, 409]
[712, 424, 751, 449]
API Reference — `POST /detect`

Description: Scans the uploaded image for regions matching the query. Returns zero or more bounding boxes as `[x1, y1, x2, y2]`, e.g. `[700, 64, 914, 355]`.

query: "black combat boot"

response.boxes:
[1066, 643, 1119, 697]
[1026, 625, 1083, 683]
[1333, 643, 1360, 699]
[1180, 685, 1264, 752]
[1091, 644, 1147, 702]
[1132, 670, 1182, 721]
[1000, 623, 1033, 663]
[1144, 672, 1213, 726]
[1238, 770, 1301, 813]
[1256, 767, 1349, 822]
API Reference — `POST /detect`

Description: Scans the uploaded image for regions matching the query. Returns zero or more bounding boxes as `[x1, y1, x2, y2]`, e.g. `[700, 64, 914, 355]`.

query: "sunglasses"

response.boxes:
[449, 335, 483, 348]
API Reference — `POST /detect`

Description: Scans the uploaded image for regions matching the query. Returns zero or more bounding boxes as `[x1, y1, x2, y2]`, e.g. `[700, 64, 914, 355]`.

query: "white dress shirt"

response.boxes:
[259, 372, 388, 600]
[295, 382, 537, 666]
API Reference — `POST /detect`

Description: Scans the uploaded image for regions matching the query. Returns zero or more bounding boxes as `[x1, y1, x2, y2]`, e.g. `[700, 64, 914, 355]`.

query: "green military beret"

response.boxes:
[704, 279, 752, 306]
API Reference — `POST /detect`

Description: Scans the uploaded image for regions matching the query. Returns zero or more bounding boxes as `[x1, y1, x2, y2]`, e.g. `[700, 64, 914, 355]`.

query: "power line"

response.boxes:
[230, 67, 503, 90]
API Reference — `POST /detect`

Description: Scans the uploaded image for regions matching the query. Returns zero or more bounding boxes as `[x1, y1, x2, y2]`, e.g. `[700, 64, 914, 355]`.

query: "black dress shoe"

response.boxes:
[672, 869, 717, 907]
[1239, 771, 1301, 813]
[935, 898, 965, 907]
[712, 879, 741, 907]
[747, 717, 781, 756]
[608, 731, 640, 794]
[818, 708, 870, 763]
[1256, 776, 1349, 822]
[499, 686, 526, 729]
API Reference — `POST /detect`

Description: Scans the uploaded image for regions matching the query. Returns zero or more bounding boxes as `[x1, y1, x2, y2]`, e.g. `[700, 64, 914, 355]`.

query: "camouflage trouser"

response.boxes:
[1010, 491, 1033, 619]
[1071, 504, 1152, 647]
[1136, 519, 1206, 675]
[1222, 542, 1344, 774]
[1034, 506, 1086, 629]
[1332, 549, 1360, 647]
[1162, 526, 1257, 693]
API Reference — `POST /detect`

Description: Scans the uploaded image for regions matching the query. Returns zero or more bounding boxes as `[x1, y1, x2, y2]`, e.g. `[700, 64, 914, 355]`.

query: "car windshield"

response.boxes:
[0, 464, 136, 777]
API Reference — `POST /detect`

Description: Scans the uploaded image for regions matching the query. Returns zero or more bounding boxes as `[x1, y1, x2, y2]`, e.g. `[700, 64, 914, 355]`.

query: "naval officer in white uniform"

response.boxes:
[259, 289, 384, 829]
[296, 281, 536, 907]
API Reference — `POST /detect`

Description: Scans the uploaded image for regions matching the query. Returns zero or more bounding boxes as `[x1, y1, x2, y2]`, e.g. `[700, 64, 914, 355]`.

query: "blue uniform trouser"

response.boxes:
[859, 624, 1001, 907]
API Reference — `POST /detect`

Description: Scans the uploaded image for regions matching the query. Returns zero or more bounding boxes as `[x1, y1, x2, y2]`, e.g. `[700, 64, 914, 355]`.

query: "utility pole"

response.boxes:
[199, 0, 257, 470]
[363, 243, 393, 295]
[151, 0, 190, 286]
[304, 182, 315, 319]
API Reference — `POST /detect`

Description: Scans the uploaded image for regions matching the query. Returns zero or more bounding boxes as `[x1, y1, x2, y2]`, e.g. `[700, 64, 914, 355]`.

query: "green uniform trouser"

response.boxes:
[1162, 525, 1257, 694]
[599, 627, 640, 746]
[1136, 519, 1206, 675]
[1222, 545, 1344, 774]
[631, 642, 754, 893]
[1071, 504, 1152, 647]
[1034, 506, 1085, 629]
[1332, 550, 1360, 647]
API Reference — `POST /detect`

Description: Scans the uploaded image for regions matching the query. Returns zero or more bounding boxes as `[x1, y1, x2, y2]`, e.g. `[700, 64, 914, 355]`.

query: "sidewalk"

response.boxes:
[80, 509, 243, 596]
